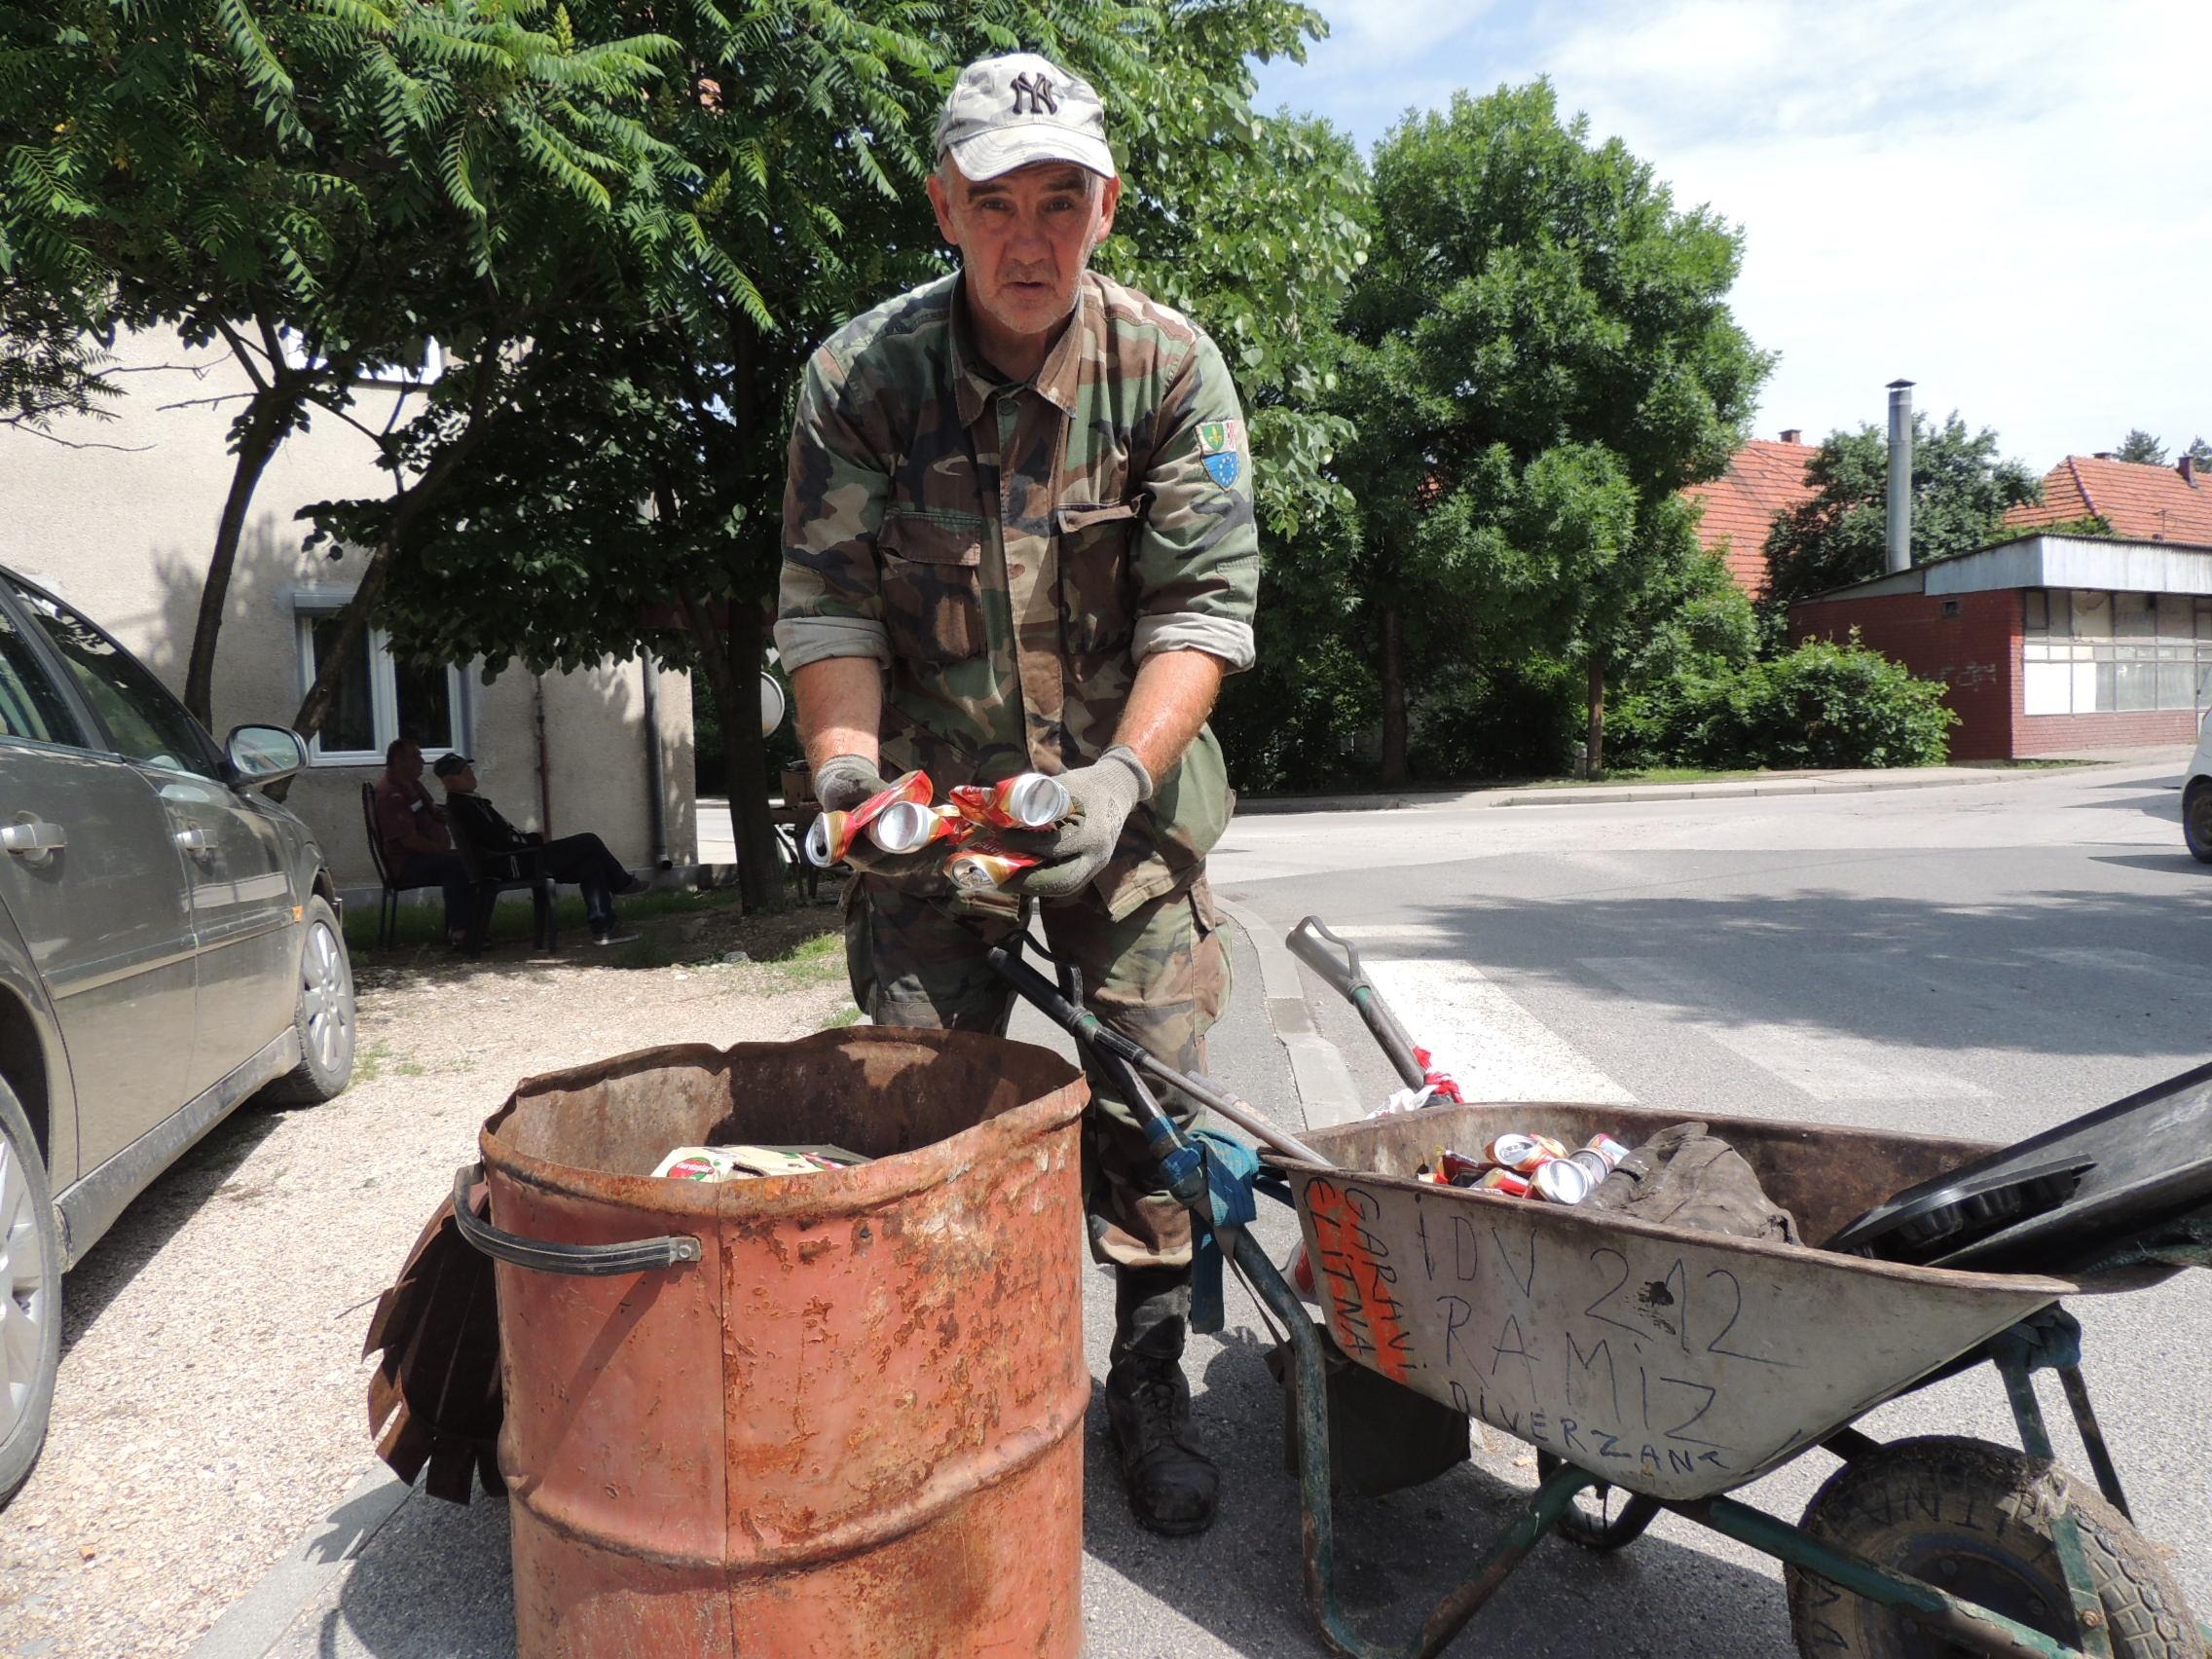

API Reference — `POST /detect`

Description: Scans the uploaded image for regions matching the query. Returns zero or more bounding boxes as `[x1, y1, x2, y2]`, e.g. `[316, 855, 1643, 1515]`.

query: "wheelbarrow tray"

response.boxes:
[1279, 1101, 2088, 1503]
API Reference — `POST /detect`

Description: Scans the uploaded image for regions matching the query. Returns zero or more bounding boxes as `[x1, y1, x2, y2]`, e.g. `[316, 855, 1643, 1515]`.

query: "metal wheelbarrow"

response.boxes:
[989, 920, 2212, 1659]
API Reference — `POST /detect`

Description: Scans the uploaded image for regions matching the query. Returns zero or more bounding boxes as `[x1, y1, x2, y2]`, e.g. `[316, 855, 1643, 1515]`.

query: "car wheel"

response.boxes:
[262, 897, 356, 1106]
[2185, 780, 2212, 865]
[0, 1074, 61, 1511]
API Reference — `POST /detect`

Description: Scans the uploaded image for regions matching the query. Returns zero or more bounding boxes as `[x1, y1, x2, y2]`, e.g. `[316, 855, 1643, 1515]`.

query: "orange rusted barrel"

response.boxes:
[461, 1028, 1089, 1657]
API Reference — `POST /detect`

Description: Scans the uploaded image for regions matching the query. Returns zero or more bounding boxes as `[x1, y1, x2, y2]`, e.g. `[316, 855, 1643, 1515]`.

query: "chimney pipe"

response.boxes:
[1886, 380, 1914, 574]
[2182, 454, 2198, 487]
[1781, 428, 1802, 445]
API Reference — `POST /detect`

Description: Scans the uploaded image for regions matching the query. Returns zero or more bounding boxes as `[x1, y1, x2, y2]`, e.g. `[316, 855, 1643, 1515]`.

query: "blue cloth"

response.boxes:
[1187, 1130, 1293, 1334]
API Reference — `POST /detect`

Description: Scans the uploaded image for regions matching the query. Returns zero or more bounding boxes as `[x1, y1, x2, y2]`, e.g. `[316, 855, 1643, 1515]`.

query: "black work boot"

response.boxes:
[1106, 1267, 1219, 1537]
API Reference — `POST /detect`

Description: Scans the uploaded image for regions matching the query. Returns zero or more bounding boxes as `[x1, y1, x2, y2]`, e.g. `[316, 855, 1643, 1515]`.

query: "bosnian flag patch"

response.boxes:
[1198, 419, 1244, 488]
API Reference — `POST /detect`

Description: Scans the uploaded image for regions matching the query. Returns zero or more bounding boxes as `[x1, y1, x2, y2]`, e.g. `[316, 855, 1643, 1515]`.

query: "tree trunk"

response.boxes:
[679, 579, 780, 912]
[1586, 655, 1606, 776]
[1378, 604, 1408, 786]
[185, 386, 303, 726]
[722, 596, 780, 913]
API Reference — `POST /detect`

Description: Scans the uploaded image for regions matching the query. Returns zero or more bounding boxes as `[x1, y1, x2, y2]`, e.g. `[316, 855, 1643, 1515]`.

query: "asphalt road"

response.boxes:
[1213, 753, 2212, 1653]
[201, 754, 2212, 1658]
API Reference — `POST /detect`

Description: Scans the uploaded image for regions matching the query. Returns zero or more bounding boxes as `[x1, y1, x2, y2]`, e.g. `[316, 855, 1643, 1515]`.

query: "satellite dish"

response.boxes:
[760, 671, 788, 737]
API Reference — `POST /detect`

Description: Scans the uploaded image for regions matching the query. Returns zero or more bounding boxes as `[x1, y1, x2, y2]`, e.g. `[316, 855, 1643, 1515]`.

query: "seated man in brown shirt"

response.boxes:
[371, 739, 470, 949]
[432, 753, 641, 945]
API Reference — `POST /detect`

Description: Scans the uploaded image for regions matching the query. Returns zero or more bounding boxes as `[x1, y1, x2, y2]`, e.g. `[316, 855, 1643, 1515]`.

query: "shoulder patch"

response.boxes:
[1198, 418, 1244, 487]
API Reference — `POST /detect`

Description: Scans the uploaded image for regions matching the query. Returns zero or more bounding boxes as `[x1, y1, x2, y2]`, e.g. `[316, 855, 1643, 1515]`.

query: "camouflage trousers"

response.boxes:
[844, 873, 1230, 1272]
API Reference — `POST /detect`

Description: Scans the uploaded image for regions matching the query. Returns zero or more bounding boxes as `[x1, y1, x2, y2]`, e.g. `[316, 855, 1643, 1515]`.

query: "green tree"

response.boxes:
[2, 0, 684, 724]
[1761, 414, 2041, 614]
[359, 0, 1366, 906]
[2116, 428, 2167, 464]
[2190, 436, 2212, 473]
[1331, 82, 1769, 780]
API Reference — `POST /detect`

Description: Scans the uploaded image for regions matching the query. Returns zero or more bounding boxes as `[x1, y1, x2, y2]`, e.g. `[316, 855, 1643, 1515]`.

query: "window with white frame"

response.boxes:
[293, 606, 465, 763]
[2021, 588, 2212, 717]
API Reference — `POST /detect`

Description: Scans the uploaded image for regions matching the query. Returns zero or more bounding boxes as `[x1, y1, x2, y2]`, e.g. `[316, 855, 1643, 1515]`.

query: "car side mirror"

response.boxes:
[226, 724, 308, 790]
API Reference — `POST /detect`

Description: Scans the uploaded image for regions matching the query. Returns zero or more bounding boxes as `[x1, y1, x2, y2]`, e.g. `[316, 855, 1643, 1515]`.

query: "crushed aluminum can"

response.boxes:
[1530, 1158, 1594, 1205]
[1582, 1132, 1630, 1171]
[868, 800, 965, 855]
[803, 768, 932, 866]
[949, 772, 1072, 830]
[1483, 1133, 1568, 1174]
[1436, 1148, 1488, 1186]
[944, 837, 1044, 892]
[1567, 1147, 1613, 1186]
[1473, 1167, 1532, 1198]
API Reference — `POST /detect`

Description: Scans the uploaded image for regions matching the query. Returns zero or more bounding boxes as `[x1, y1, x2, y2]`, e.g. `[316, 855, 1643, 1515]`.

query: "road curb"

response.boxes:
[188, 1462, 414, 1659]
[1233, 760, 2118, 816]
[1214, 894, 1365, 1128]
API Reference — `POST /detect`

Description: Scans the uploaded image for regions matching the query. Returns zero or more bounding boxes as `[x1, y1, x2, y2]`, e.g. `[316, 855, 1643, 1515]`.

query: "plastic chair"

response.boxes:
[362, 782, 447, 948]
[445, 807, 558, 955]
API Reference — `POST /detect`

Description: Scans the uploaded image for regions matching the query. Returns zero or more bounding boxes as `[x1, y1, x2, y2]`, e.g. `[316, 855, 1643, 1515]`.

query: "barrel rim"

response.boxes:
[478, 1027, 1089, 1219]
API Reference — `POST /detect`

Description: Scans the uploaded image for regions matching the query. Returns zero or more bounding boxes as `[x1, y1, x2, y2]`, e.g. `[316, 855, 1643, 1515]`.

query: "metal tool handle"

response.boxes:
[1287, 916, 1428, 1090]
[1287, 915, 1365, 1000]
[449, 1162, 703, 1277]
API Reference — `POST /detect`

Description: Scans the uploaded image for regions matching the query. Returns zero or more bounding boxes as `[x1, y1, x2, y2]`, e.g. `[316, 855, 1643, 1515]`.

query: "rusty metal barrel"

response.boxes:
[455, 1028, 1089, 1657]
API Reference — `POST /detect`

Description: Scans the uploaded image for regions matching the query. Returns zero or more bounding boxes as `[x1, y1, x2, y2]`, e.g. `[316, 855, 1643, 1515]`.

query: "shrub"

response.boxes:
[1612, 636, 1955, 770]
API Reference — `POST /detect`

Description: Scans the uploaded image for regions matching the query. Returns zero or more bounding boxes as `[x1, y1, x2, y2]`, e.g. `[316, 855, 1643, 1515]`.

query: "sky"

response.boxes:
[1251, 0, 2212, 472]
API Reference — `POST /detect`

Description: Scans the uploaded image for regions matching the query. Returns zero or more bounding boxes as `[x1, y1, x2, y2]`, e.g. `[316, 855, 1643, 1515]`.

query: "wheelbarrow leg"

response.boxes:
[1677, 1494, 2097, 1659]
[1997, 1356, 2119, 1659]
[1226, 1227, 1593, 1659]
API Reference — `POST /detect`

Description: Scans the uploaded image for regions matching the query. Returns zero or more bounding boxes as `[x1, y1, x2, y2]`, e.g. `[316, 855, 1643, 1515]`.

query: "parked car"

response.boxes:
[0, 565, 355, 1509]
[2188, 715, 2212, 863]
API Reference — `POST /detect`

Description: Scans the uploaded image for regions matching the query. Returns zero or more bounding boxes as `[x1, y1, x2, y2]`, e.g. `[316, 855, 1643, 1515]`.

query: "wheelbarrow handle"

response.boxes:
[450, 1162, 704, 1277]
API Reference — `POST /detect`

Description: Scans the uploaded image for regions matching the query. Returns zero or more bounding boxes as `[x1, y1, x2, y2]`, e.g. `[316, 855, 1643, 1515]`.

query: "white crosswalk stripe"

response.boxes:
[1360, 956, 1634, 1105]
[1580, 954, 1994, 1102]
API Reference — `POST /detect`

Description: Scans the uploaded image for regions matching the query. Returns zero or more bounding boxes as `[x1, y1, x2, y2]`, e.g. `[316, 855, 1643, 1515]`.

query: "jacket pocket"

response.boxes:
[879, 509, 985, 664]
[1054, 497, 1146, 655]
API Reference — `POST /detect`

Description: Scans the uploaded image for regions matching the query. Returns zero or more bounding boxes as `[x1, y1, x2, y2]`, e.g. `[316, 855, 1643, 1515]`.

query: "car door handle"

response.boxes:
[174, 825, 209, 853]
[1, 820, 66, 856]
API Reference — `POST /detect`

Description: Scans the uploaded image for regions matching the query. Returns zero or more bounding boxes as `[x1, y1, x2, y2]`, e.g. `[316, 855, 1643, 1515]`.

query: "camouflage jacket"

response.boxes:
[777, 270, 1259, 919]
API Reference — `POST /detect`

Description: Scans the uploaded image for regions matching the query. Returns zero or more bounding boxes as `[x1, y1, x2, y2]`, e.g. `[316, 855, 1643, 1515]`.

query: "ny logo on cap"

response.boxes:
[1010, 72, 1058, 116]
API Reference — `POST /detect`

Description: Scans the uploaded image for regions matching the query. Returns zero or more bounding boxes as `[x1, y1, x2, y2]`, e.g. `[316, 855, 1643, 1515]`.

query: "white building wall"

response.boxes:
[0, 329, 694, 889]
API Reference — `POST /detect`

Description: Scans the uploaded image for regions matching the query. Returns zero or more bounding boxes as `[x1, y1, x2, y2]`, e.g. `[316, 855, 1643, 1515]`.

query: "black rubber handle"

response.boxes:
[1288, 916, 1366, 1000]
[450, 1163, 704, 1277]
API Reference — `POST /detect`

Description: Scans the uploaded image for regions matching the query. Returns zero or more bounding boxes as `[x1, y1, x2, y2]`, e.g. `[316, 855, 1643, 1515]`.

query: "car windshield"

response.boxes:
[4, 576, 220, 777]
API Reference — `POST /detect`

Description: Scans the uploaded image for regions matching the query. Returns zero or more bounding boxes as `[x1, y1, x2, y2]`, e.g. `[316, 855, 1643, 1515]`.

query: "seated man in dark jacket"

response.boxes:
[432, 753, 641, 945]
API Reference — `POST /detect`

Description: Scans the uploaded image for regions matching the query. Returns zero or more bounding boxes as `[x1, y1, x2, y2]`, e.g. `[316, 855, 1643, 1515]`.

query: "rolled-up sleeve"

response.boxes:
[1128, 332, 1260, 672]
[777, 348, 893, 672]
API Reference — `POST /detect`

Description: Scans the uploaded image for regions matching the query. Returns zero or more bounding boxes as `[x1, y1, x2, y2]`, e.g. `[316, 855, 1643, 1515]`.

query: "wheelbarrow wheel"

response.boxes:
[1534, 1452, 1661, 1552]
[1786, 1435, 2202, 1658]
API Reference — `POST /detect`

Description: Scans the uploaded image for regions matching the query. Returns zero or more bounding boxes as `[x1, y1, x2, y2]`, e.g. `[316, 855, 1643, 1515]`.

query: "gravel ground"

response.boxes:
[0, 899, 854, 1659]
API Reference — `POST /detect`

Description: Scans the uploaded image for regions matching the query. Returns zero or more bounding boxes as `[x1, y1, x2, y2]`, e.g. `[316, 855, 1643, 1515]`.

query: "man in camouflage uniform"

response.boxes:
[777, 52, 1257, 1536]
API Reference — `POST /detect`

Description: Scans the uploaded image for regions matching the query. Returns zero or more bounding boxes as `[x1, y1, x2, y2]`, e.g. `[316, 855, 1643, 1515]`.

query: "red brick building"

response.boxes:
[1682, 431, 1818, 596]
[1790, 531, 2212, 759]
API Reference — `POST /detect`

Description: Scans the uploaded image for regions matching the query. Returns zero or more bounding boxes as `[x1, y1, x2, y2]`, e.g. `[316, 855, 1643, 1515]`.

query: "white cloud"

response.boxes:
[1254, 0, 2212, 465]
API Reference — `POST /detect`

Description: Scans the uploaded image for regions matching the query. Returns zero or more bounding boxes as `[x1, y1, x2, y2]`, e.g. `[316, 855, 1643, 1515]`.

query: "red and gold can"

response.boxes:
[1473, 1167, 1531, 1198]
[944, 837, 1044, 893]
[1482, 1133, 1568, 1174]
[949, 773, 1072, 830]
[868, 800, 966, 855]
[803, 768, 933, 866]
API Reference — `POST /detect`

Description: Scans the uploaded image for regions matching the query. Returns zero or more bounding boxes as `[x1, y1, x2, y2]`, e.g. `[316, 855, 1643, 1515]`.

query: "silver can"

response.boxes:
[1002, 773, 1071, 828]
[1530, 1158, 1593, 1205]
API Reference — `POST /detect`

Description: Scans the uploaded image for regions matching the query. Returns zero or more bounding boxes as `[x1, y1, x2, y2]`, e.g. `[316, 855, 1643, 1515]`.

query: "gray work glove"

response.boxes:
[1013, 746, 1154, 901]
[811, 754, 936, 879]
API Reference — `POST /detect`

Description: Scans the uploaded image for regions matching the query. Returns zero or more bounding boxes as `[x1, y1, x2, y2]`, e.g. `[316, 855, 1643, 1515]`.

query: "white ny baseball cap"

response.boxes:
[934, 53, 1117, 183]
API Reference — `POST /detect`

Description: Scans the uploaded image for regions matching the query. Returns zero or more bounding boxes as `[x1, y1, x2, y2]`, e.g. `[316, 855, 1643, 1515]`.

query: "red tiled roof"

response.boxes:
[2004, 456, 2212, 542]
[1681, 437, 1819, 597]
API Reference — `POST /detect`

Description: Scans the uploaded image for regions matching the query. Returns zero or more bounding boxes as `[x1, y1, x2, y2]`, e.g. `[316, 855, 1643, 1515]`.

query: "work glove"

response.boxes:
[1012, 746, 1153, 901]
[811, 754, 937, 880]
